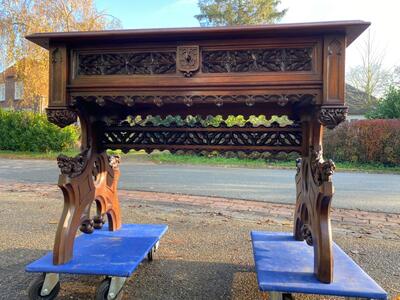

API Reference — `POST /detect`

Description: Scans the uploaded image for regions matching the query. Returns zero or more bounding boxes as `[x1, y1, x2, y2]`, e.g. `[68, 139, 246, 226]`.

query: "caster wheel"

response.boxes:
[283, 293, 294, 300]
[147, 247, 154, 261]
[28, 274, 60, 300]
[95, 278, 124, 300]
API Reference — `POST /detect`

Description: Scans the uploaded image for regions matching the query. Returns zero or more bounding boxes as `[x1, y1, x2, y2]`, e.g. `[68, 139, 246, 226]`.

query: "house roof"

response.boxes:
[26, 20, 370, 50]
[345, 84, 376, 115]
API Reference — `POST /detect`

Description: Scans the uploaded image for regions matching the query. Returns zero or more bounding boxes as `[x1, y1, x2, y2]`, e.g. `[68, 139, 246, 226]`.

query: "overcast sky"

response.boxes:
[96, 0, 399, 71]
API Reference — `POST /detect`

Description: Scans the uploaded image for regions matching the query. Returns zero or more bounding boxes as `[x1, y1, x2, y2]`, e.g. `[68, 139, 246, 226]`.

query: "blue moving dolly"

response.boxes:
[26, 224, 168, 300]
[251, 231, 387, 300]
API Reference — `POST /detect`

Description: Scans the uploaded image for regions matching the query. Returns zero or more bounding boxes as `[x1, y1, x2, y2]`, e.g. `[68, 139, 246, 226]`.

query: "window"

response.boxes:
[14, 81, 23, 100]
[0, 83, 5, 101]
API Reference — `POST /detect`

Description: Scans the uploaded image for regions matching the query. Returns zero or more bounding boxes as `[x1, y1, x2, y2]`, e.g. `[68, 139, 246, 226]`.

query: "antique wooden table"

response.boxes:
[27, 20, 369, 284]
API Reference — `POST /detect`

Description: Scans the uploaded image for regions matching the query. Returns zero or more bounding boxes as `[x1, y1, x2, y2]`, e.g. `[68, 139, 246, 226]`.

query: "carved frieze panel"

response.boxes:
[71, 93, 315, 108]
[77, 52, 176, 75]
[202, 48, 313, 73]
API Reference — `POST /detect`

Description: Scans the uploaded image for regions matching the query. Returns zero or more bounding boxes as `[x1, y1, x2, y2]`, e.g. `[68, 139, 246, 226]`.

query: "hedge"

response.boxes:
[324, 119, 400, 165]
[0, 108, 79, 152]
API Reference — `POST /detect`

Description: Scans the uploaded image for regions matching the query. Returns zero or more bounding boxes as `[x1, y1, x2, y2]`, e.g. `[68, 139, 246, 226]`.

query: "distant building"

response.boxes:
[345, 84, 377, 120]
[0, 66, 24, 110]
[0, 64, 44, 112]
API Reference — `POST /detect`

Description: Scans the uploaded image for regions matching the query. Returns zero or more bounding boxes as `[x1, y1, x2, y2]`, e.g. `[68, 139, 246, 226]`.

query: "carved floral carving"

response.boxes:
[46, 108, 77, 128]
[108, 155, 121, 169]
[202, 47, 313, 73]
[57, 149, 89, 178]
[318, 106, 348, 129]
[78, 52, 176, 75]
[177, 46, 200, 77]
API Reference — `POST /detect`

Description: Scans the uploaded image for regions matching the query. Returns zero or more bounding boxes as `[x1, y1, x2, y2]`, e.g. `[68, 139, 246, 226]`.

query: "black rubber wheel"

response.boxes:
[28, 274, 60, 300]
[282, 293, 294, 300]
[147, 247, 154, 261]
[95, 278, 124, 300]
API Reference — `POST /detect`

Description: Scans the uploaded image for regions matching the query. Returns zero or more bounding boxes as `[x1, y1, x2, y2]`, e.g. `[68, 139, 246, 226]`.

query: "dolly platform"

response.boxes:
[26, 224, 168, 300]
[251, 231, 387, 300]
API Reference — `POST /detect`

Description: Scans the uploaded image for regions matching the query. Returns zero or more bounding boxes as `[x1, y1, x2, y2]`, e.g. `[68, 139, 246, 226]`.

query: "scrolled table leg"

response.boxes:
[52, 149, 122, 265]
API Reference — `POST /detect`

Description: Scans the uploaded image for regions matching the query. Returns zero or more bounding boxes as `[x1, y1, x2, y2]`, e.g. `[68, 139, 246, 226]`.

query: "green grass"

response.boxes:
[1, 150, 399, 174]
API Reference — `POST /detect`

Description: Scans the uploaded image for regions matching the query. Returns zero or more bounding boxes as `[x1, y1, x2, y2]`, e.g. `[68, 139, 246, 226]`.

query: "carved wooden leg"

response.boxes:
[52, 150, 122, 265]
[293, 122, 335, 283]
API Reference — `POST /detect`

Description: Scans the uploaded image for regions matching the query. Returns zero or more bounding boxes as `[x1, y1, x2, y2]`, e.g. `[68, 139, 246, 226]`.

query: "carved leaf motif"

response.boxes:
[318, 106, 348, 129]
[78, 52, 176, 75]
[57, 149, 89, 178]
[202, 47, 312, 73]
[46, 108, 77, 128]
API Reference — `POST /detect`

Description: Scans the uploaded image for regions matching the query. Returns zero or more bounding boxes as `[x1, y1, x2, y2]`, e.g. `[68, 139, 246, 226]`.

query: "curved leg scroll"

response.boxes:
[52, 150, 122, 265]
[293, 121, 336, 283]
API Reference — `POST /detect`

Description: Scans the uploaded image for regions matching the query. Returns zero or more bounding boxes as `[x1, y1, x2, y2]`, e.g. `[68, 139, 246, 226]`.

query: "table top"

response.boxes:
[26, 20, 370, 49]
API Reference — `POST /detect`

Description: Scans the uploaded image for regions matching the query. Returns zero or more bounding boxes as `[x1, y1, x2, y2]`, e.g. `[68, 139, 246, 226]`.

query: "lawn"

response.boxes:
[1, 150, 399, 174]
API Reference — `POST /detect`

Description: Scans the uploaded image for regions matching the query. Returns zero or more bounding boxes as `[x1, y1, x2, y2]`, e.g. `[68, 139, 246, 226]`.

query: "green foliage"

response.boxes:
[324, 119, 400, 165]
[0, 108, 79, 152]
[366, 86, 400, 119]
[195, 0, 287, 26]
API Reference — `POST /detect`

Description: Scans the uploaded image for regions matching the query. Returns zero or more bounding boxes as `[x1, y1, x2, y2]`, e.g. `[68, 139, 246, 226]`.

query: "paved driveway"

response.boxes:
[0, 158, 399, 213]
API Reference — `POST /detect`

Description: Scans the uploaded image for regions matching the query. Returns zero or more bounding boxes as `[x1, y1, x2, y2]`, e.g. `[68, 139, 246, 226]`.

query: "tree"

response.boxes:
[366, 86, 400, 119]
[0, 0, 120, 111]
[195, 0, 287, 27]
[346, 29, 392, 110]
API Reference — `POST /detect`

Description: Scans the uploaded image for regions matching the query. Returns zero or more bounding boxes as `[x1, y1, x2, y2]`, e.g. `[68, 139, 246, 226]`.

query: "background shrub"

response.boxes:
[324, 119, 400, 165]
[0, 109, 79, 152]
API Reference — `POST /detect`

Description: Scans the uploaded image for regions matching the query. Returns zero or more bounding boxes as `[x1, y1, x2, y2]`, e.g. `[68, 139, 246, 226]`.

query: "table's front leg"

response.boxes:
[52, 149, 122, 265]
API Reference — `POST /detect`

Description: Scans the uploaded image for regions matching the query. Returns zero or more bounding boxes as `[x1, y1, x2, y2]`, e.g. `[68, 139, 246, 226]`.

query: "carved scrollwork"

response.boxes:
[202, 47, 313, 73]
[294, 145, 335, 283]
[177, 46, 200, 77]
[301, 223, 313, 246]
[46, 108, 77, 128]
[77, 51, 176, 75]
[79, 219, 94, 234]
[57, 149, 89, 178]
[318, 106, 348, 129]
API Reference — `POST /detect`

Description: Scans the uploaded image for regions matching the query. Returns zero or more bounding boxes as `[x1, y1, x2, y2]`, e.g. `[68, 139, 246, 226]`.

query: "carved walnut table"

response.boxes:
[26, 21, 370, 285]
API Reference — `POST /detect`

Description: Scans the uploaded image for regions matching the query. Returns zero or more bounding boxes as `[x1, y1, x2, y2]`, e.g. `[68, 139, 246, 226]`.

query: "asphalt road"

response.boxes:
[0, 158, 399, 213]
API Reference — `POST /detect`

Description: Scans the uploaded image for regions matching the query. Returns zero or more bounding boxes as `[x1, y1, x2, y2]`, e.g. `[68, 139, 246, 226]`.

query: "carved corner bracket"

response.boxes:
[177, 45, 200, 77]
[317, 106, 348, 129]
[46, 108, 77, 128]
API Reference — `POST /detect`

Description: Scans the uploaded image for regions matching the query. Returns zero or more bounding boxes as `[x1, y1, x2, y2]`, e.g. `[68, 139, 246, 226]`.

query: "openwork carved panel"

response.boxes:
[202, 48, 313, 73]
[77, 52, 176, 75]
[100, 120, 302, 154]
